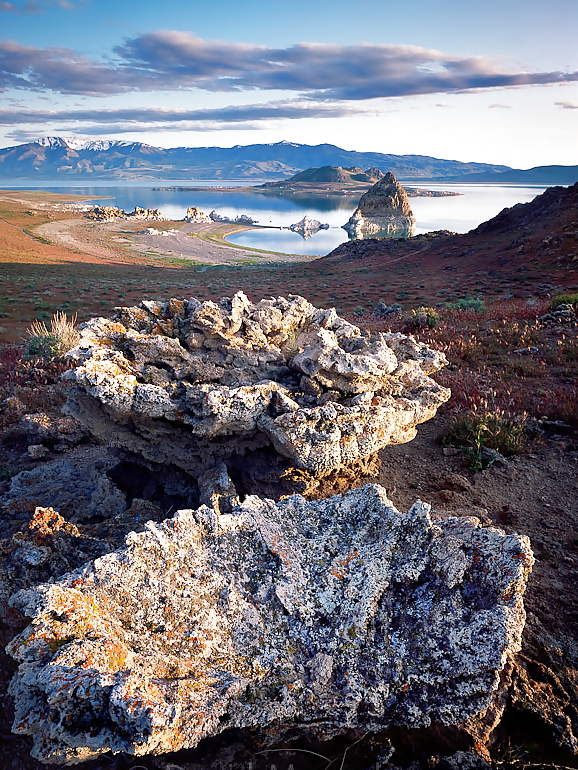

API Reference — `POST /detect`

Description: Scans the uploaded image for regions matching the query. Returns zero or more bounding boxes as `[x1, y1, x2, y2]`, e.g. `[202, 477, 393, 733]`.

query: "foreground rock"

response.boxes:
[7, 484, 533, 765]
[288, 215, 330, 238]
[62, 293, 449, 491]
[343, 172, 416, 239]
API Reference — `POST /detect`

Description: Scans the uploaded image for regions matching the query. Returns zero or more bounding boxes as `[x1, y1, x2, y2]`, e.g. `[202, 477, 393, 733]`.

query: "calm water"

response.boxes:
[1, 179, 549, 256]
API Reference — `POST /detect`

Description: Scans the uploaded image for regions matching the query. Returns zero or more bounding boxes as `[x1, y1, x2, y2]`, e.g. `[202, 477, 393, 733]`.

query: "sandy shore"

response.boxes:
[35, 215, 314, 266]
[0, 190, 314, 266]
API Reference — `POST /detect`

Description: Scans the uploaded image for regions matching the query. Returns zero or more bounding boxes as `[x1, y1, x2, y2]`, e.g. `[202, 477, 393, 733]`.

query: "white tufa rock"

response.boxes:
[288, 216, 330, 239]
[7, 484, 534, 765]
[62, 293, 450, 478]
[184, 206, 212, 223]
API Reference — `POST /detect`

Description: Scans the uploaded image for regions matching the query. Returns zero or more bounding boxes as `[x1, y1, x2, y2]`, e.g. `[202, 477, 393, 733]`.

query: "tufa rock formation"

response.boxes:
[288, 216, 330, 239]
[126, 206, 164, 220]
[343, 172, 416, 239]
[86, 206, 164, 222]
[86, 206, 124, 221]
[184, 206, 211, 223]
[7, 484, 534, 765]
[209, 210, 258, 225]
[62, 293, 450, 490]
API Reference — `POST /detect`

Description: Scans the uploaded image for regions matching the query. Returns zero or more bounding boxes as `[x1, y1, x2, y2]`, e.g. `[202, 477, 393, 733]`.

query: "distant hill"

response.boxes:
[0, 137, 513, 181]
[258, 165, 386, 188]
[445, 165, 578, 185]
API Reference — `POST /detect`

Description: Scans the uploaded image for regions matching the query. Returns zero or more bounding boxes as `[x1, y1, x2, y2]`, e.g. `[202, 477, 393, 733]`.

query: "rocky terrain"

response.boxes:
[0, 182, 577, 770]
[0, 287, 577, 770]
[343, 173, 416, 239]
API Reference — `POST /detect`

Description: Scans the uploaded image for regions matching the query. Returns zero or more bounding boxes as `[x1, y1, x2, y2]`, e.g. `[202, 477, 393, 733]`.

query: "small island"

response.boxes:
[153, 165, 461, 198]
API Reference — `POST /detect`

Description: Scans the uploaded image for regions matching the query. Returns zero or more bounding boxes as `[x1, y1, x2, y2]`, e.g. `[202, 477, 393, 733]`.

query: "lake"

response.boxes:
[1, 180, 550, 256]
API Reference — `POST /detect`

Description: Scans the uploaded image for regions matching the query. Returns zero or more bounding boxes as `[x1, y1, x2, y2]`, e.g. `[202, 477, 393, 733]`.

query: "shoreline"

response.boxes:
[0, 189, 316, 266]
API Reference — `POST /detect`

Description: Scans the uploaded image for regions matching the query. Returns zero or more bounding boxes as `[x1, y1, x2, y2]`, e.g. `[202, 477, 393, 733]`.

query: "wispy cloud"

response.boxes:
[488, 103, 511, 109]
[0, 0, 85, 12]
[555, 101, 578, 109]
[0, 100, 368, 126]
[1, 32, 577, 99]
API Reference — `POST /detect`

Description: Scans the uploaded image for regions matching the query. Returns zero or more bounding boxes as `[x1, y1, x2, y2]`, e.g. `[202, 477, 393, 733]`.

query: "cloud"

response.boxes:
[555, 101, 578, 109]
[488, 103, 511, 109]
[0, 40, 157, 94]
[1, 32, 576, 99]
[0, 99, 368, 126]
[0, 0, 85, 12]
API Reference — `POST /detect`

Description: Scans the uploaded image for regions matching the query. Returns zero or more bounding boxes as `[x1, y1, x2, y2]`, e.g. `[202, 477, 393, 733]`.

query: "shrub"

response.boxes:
[406, 306, 440, 331]
[441, 408, 528, 470]
[447, 296, 485, 312]
[549, 293, 578, 311]
[25, 311, 80, 360]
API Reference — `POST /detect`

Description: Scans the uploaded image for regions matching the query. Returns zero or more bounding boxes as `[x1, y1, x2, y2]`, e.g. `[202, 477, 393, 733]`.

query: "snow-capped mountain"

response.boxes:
[0, 136, 514, 181]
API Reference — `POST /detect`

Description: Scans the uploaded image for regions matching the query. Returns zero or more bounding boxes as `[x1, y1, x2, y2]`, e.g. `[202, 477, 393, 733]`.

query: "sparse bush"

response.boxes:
[25, 311, 80, 360]
[406, 306, 440, 331]
[440, 408, 528, 470]
[549, 293, 578, 311]
[447, 296, 485, 312]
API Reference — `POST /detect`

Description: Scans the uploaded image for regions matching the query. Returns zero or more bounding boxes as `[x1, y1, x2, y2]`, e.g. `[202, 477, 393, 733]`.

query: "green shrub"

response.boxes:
[441, 409, 527, 470]
[549, 293, 578, 311]
[406, 306, 440, 330]
[447, 296, 485, 312]
[25, 312, 80, 360]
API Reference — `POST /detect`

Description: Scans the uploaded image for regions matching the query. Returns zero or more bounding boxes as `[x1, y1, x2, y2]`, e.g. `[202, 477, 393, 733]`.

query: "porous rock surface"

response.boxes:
[62, 293, 450, 481]
[7, 484, 533, 765]
[343, 172, 416, 239]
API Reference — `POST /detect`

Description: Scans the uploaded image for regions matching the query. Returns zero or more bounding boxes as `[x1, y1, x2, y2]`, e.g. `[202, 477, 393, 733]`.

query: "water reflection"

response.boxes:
[2, 180, 549, 255]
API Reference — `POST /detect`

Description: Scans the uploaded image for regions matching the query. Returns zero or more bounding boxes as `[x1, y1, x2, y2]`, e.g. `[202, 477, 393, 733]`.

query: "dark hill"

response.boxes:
[322, 182, 578, 302]
[258, 165, 386, 188]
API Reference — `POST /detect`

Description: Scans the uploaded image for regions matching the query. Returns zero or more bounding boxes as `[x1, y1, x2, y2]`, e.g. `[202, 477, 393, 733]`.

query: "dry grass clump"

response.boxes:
[25, 312, 80, 360]
[441, 406, 528, 470]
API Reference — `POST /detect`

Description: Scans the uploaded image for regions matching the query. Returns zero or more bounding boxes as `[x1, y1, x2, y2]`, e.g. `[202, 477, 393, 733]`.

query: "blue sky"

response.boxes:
[0, 0, 576, 167]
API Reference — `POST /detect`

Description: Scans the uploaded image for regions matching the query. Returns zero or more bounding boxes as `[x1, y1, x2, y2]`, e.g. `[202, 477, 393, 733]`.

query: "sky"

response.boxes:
[0, 0, 577, 168]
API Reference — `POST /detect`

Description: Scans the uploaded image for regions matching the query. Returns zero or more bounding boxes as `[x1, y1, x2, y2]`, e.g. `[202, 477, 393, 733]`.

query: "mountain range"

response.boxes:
[0, 137, 576, 183]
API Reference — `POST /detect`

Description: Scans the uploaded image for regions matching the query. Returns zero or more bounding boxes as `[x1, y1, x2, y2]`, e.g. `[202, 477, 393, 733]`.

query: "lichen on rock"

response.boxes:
[62, 292, 450, 484]
[7, 484, 534, 765]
